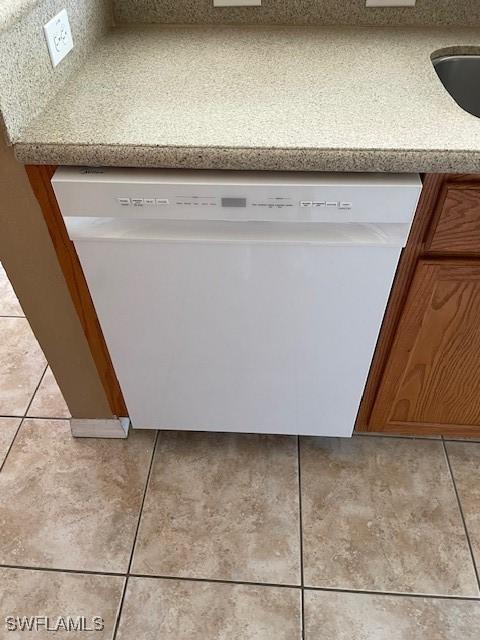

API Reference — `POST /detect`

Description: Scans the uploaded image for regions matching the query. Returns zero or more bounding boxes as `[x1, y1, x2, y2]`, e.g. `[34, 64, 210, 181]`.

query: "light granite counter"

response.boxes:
[13, 24, 480, 172]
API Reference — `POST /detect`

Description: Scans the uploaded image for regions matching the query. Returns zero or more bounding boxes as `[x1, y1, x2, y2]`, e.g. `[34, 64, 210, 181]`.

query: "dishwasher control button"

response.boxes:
[131, 198, 144, 206]
[326, 201, 338, 207]
[144, 198, 155, 206]
[339, 202, 352, 209]
[117, 197, 131, 206]
[156, 198, 169, 205]
[312, 201, 326, 207]
[300, 201, 312, 207]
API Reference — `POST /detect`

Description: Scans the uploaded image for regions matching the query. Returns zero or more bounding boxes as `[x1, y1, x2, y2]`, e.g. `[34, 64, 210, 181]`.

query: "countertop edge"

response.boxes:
[14, 142, 480, 173]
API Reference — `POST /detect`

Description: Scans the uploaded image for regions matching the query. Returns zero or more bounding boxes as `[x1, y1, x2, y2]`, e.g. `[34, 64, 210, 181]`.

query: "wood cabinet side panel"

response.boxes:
[25, 164, 128, 417]
[426, 185, 480, 256]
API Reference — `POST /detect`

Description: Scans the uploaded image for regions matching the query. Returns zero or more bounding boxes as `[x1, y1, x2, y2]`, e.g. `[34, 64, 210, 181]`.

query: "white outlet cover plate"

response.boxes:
[214, 0, 261, 6]
[366, 0, 415, 5]
[43, 8, 74, 68]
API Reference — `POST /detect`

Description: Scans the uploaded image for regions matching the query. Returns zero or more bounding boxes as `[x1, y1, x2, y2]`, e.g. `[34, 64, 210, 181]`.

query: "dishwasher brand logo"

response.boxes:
[5, 616, 105, 632]
[80, 168, 105, 175]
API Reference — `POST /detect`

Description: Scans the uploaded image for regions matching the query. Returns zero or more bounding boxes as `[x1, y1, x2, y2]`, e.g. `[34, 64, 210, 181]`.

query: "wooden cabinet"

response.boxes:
[369, 261, 480, 435]
[427, 185, 480, 256]
[357, 175, 480, 437]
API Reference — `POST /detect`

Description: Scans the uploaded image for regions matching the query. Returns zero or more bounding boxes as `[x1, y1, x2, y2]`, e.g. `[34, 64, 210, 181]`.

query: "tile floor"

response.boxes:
[0, 263, 480, 639]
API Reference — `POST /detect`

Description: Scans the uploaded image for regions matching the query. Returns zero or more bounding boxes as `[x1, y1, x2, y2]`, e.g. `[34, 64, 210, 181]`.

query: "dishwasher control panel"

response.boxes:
[116, 197, 354, 210]
[52, 167, 422, 224]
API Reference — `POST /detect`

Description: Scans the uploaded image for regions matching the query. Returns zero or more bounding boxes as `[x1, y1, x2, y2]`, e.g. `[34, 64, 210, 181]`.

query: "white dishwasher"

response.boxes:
[53, 168, 421, 437]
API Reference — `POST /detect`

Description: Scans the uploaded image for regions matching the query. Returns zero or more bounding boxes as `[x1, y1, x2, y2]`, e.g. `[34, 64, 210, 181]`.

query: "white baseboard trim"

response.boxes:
[70, 417, 130, 439]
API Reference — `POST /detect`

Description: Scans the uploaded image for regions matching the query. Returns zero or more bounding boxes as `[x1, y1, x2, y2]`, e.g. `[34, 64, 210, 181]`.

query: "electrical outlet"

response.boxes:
[213, 0, 261, 6]
[366, 0, 415, 5]
[43, 9, 74, 68]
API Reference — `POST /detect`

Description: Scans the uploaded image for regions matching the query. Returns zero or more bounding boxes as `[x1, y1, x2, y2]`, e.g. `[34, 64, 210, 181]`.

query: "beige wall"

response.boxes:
[0, 140, 114, 418]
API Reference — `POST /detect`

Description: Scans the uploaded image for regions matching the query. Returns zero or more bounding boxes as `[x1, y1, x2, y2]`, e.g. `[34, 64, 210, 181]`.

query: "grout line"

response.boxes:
[2, 416, 479, 436]
[0, 315, 26, 319]
[16, 414, 71, 421]
[0, 561, 300, 590]
[355, 432, 480, 444]
[297, 436, 305, 640]
[2, 415, 477, 438]
[126, 429, 159, 574]
[24, 365, 48, 416]
[111, 577, 129, 640]
[2, 562, 480, 602]
[129, 573, 302, 590]
[0, 415, 69, 420]
[301, 584, 480, 602]
[112, 429, 159, 640]
[442, 438, 480, 444]
[354, 432, 441, 442]
[0, 364, 48, 474]
[0, 563, 126, 578]
[442, 438, 480, 591]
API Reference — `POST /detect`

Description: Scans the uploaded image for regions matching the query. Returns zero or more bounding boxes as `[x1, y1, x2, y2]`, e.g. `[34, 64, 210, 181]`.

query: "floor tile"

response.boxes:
[0, 419, 155, 572]
[132, 431, 300, 585]
[0, 317, 46, 416]
[445, 441, 480, 570]
[304, 590, 480, 640]
[301, 436, 478, 595]
[27, 367, 70, 418]
[0, 417, 21, 467]
[117, 577, 301, 640]
[0, 264, 23, 316]
[0, 567, 124, 639]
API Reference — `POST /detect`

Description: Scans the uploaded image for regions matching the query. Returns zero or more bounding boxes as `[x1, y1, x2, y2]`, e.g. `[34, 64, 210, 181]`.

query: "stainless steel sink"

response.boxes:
[433, 55, 480, 118]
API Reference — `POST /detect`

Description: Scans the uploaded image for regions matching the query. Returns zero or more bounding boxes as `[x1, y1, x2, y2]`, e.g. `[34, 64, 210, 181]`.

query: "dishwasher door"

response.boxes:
[67, 218, 404, 437]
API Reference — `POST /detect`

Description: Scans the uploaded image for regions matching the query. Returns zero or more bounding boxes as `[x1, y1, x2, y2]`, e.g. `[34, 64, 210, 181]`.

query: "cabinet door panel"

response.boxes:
[370, 261, 480, 434]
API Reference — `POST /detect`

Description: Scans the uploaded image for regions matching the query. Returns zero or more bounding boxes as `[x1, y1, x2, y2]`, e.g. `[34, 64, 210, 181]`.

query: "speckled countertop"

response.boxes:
[14, 24, 480, 172]
[0, 0, 41, 31]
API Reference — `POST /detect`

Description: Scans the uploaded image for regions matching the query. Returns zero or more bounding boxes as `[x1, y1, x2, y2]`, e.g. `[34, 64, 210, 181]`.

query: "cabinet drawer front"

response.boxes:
[427, 185, 480, 256]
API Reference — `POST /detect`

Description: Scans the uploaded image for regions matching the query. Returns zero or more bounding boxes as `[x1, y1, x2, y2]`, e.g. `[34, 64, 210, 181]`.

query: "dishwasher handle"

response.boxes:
[64, 217, 412, 248]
